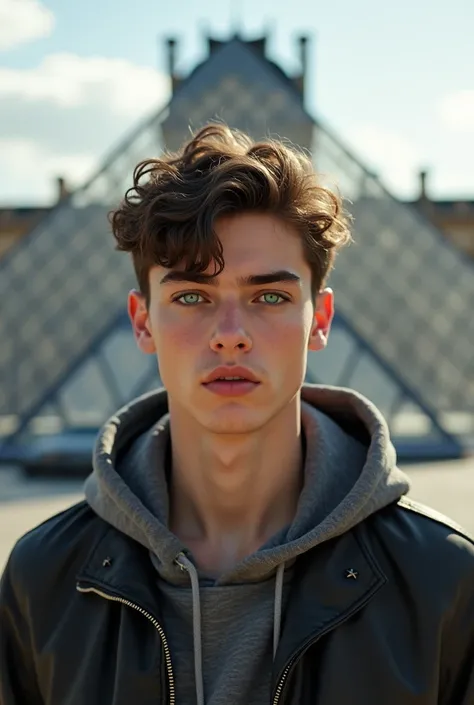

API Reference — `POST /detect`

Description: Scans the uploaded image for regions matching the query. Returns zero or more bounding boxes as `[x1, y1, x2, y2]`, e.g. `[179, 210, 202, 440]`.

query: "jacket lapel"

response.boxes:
[76, 526, 161, 618]
[77, 518, 388, 698]
[272, 524, 387, 686]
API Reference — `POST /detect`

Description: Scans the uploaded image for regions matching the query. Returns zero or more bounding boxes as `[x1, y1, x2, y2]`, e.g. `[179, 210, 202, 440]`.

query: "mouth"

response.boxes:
[211, 376, 251, 381]
[202, 369, 260, 397]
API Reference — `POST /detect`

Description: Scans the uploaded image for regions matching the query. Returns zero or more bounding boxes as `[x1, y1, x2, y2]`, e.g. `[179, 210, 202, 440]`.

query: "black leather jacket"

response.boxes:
[1, 496, 473, 705]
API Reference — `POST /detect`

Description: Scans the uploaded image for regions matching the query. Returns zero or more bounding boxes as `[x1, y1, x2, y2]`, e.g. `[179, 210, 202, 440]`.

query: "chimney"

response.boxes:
[56, 176, 69, 203]
[419, 170, 429, 200]
[298, 35, 310, 98]
[166, 38, 178, 91]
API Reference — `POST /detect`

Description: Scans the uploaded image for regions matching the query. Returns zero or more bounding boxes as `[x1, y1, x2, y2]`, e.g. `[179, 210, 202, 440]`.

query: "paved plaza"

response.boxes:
[1, 458, 473, 572]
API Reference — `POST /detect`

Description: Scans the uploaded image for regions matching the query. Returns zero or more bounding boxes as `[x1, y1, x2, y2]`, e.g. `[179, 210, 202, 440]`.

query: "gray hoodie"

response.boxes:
[85, 384, 410, 705]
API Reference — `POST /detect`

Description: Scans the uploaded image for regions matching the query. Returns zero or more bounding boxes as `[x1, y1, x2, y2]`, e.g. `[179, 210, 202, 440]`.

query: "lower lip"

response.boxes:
[203, 380, 260, 396]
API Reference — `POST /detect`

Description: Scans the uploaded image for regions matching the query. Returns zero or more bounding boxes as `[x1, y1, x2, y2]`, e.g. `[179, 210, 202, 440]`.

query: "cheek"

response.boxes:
[152, 312, 199, 354]
[262, 308, 312, 347]
[151, 316, 198, 389]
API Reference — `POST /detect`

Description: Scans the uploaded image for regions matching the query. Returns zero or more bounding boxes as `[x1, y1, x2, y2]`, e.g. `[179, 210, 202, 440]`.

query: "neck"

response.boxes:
[168, 397, 304, 572]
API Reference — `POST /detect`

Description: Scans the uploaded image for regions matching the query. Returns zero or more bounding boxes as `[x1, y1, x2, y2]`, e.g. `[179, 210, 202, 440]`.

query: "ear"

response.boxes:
[308, 288, 334, 352]
[128, 290, 156, 355]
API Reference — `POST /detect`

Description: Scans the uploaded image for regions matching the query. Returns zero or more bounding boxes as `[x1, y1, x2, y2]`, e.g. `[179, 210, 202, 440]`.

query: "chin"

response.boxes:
[199, 407, 271, 435]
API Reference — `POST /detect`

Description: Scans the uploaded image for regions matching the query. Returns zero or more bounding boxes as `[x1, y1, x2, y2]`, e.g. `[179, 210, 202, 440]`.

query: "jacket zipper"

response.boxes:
[272, 584, 384, 705]
[76, 584, 175, 705]
[273, 662, 292, 705]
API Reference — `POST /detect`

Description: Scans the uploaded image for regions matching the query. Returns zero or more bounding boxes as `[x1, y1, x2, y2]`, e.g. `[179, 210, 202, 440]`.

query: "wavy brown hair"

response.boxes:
[110, 123, 352, 302]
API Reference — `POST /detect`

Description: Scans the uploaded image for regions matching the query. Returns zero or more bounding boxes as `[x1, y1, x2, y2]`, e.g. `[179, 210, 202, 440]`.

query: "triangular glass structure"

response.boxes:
[306, 315, 460, 458]
[313, 126, 473, 421]
[0, 37, 471, 460]
[0, 109, 165, 431]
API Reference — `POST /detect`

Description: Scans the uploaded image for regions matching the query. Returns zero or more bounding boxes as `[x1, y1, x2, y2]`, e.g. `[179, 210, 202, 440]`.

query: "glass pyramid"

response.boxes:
[0, 38, 471, 460]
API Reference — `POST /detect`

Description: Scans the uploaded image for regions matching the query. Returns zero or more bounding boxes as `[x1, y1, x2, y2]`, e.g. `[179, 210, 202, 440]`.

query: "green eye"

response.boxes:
[178, 293, 202, 305]
[260, 292, 284, 304]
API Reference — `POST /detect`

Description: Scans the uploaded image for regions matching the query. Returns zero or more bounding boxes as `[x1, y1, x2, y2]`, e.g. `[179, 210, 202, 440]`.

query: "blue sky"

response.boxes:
[1, 0, 473, 204]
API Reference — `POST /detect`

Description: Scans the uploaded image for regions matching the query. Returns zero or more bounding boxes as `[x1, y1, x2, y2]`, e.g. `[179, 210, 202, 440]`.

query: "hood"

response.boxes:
[85, 383, 409, 586]
[85, 384, 410, 705]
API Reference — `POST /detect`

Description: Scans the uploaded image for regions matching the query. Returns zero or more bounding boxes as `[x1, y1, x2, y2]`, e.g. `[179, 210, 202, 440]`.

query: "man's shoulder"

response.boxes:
[370, 495, 474, 583]
[3, 501, 106, 594]
[396, 495, 474, 546]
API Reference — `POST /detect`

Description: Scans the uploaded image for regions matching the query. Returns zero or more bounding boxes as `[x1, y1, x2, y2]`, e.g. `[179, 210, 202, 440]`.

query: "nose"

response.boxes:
[209, 306, 252, 353]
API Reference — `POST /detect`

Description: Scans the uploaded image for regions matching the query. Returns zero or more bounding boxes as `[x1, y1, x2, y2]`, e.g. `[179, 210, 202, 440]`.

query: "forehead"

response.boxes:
[214, 212, 308, 274]
[148, 212, 312, 289]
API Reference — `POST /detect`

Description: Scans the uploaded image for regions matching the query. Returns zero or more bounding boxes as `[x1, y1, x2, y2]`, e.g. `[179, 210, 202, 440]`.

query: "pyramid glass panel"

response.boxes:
[100, 323, 158, 402]
[58, 357, 116, 427]
[306, 317, 447, 448]
[42, 318, 159, 430]
[0, 107, 167, 429]
[0, 38, 469, 458]
[27, 402, 64, 435]
[311, 123, 474, 420]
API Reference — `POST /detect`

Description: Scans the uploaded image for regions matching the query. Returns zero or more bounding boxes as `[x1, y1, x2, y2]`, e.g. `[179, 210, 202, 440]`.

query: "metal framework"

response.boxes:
[0, 38, 471, 460]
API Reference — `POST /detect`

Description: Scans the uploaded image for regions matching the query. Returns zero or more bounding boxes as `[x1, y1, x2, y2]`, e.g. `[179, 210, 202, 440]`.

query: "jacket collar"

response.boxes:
[272, 521, 387, 680]
[76, 523, 162, 618]
[77, 517, 387, 673]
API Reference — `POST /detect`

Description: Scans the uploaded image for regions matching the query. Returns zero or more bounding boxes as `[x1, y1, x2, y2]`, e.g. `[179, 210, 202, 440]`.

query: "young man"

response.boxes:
[1, 124, 473, 705]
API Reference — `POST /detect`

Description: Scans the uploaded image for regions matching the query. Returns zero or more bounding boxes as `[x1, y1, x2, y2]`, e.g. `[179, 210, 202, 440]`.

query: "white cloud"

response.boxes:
[0, 138, 97, 201]
[0, 53, 170, 203]
[0, 53, 168, 114]
[0, 138, 96, 202]
[0, 0, 54, 51]
[439, 90, 474, 132]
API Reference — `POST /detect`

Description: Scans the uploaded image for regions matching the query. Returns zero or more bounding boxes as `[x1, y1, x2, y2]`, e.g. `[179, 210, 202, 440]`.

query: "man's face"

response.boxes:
[129, 212, 334, 434]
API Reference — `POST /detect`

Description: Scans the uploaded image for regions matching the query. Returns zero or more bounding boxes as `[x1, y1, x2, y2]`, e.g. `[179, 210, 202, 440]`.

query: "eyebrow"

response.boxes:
[159, 269, 301, 287]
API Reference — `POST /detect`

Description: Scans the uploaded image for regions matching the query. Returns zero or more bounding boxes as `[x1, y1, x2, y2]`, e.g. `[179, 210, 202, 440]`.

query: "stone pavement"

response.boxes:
[1, 458, 473, 572]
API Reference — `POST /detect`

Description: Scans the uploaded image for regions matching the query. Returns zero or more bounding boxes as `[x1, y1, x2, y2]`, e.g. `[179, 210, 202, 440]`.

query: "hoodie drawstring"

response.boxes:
[176, 553, 205, 705]
[176, 553, 286, 705]
[273, 562, 285, 659]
